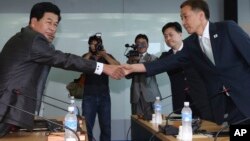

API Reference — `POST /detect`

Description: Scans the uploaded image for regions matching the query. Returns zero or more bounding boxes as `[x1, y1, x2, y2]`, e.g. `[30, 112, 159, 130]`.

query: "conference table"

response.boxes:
[1, 116, 88, 141]
[131, 115, 229, 141]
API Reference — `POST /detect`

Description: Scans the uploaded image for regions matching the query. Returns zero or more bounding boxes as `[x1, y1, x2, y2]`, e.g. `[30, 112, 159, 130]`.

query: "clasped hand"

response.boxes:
[107, 64, 141, 80]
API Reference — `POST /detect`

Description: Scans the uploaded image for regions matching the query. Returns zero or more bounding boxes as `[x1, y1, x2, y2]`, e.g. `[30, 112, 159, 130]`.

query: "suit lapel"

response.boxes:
[168, 49, 174, 55]
[143, 53, 150, 62]
[192, 33, 216, 68]
[193, 35, 204, 54]
[209, 22, 219, 66]
[193, 35, 212, 64]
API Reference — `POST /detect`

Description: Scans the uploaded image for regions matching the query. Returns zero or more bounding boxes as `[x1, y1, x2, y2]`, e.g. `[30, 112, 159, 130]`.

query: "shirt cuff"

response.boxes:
[94, 62, 104, 75]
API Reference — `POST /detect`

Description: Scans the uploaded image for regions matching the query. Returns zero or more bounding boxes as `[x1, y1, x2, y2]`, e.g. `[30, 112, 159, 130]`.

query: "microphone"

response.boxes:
[11, 89, 84, 132]
[13, 90, 81, 117]
[43, 94, 70, 105]
[43, 94, 80, 116]
[160, 88, 231, 135]
[125, 43, 130, 48]
[160, 95, 172, 101]
[125, 43, 137, 48]
[159, 103, 201, 135]
[12, 89, 68, 112]
[158, 106, 185, 135]
[214, 117, 250, 141]
[0, 100, 80, 141]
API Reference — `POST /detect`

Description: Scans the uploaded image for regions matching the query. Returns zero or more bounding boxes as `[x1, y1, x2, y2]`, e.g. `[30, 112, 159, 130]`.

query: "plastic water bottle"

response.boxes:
[64, 106, 77, 141]
[181, 102, 193, 141]
[154, 96, 162, 124]
[70, 96, 79, 116]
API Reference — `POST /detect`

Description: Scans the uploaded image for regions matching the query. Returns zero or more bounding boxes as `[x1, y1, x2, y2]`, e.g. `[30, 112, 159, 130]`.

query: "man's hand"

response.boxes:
[121, 64, 134, 76]
[103, 64, 125, 79]
[102, 63, 146, 79]
[97, 50, 107, 57]
[121, 64, 146, 76]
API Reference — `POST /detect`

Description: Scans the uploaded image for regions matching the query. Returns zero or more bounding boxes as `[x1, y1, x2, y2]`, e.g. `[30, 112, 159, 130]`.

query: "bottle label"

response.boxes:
[74, 106, 78, 115]
[154, 104, 162, 112]
[65, 120, 77, 131]
[182, 113, 192, 121]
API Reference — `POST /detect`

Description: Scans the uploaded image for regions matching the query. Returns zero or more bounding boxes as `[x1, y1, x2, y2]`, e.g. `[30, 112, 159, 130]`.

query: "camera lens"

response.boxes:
[96, 44, 104, 51]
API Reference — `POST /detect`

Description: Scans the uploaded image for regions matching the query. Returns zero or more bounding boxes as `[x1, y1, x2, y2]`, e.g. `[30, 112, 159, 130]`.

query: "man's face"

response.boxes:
[30, 12, 59, 43]
[180, 5, 203, 34]
[163, 27, 182, 50]
[89, 40, 98, 52]
[135, 38, 148, 54]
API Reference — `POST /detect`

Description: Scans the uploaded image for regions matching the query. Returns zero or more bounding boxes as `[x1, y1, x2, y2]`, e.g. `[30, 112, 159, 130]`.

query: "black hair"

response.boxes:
[88, 35, 102, 45]
[162, 22, 182, 34]
[29, 2, 61, 24]
[134, 34, 149, 43]
[180, 0, 210, 20]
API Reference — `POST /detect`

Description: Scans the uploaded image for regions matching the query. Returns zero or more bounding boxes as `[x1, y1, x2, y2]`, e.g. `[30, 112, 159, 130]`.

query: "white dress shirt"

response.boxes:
[199, 22, 215, 65]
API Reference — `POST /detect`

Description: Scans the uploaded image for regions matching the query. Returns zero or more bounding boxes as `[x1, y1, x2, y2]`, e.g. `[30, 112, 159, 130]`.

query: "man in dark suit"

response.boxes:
[160, 22, 211, 120]
[0, 2, 123, 137]
[123, 0, 250, 125]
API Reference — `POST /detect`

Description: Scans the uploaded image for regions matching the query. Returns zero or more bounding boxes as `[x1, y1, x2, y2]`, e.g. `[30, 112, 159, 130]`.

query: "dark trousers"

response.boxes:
[131, 100, 153, 116]
[131, 92, 154, 118]
[82, 95, 111, 141]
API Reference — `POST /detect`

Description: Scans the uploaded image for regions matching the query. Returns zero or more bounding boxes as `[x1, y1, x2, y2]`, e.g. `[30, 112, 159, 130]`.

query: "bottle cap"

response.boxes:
[184, 102, 189, 106]
[68, 106, 74, 112]
[156, 96, 160, 100]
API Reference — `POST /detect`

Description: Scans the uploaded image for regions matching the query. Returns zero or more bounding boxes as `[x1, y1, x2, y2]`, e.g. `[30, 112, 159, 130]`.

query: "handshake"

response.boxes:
[103, 63, 146, 80]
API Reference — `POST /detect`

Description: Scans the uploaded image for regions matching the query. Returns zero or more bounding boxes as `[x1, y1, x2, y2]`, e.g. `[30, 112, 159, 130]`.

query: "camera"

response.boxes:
[96, 43, 104, 52]
[124, 43, 139, 58]
[95, 33, 104, 51]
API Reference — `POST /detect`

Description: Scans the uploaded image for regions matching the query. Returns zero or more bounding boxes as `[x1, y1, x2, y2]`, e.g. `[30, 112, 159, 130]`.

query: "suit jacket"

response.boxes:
[144, 21, 250, 124]
[160, 50, 211, 119]
[0, 26, 96, 129]
[127, 53, 161, 103]
[160, 51, 186, 113]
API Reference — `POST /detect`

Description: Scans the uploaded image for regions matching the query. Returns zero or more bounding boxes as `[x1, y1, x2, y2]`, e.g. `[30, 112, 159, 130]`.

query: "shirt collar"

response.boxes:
[172, 42, 183, 54]
[199, 21, 210, 39]
[140, 52, 147, 57]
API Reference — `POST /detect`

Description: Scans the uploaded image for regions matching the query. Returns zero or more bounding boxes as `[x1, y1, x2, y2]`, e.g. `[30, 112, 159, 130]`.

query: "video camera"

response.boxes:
[95, 33, 104, 51]
[124, 43, 140, 58]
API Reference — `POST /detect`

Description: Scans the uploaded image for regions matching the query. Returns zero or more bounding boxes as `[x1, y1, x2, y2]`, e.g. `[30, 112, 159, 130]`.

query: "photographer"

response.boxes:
[82, 34, 120, 141]
[126, 34, 161, 118]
